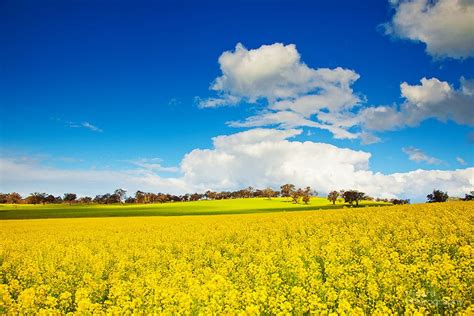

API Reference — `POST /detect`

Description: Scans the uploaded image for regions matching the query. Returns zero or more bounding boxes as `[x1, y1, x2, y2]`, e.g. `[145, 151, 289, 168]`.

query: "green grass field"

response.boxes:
[0, 197, 389, 220]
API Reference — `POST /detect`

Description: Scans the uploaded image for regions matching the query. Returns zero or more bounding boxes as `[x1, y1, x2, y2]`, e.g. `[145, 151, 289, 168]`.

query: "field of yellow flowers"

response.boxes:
[0, 202, 472, 314]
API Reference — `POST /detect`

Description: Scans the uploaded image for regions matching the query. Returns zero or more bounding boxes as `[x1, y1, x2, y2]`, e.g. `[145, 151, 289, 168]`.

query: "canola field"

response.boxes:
[0, 202, 472, 314]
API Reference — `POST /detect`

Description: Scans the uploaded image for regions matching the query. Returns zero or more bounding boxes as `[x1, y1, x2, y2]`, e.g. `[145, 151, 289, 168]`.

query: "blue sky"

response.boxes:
[1, 0, 473, 199]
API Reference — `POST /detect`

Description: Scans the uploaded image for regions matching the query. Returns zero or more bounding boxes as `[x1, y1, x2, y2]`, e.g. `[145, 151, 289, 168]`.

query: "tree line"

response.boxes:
[0, 186, 472, 205]
[0, 186, 297, 205]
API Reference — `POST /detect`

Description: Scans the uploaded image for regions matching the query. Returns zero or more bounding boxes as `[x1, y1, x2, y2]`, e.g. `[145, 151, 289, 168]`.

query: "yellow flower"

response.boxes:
[0, 201, 471, 314]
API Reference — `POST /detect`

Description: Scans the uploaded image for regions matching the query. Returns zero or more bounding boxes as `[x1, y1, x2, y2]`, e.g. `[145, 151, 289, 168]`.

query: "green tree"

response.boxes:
[291, 188, 303, 204]
[114, 189, 127, 203]
[27, 192, 48, 204]
[463, 191, 474, 201]
[342, 190, 366, 206]
[302, 186, 312, 204]
[135, 191, 146, 204]
[7, 192, 22, 204]
[63, 193, 77, 204]
[327, 190, 340, 205]
[427, 190, 448, 203]
[280, 184, 295, 201]
[262, 187, 276, 199]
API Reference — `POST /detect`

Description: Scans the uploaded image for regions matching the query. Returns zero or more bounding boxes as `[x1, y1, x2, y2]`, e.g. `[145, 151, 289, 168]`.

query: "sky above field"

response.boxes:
[1, 0, 473, 201]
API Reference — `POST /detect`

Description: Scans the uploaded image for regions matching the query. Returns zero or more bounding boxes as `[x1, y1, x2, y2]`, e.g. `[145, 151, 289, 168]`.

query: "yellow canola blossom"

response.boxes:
[0, 202, 472, 314]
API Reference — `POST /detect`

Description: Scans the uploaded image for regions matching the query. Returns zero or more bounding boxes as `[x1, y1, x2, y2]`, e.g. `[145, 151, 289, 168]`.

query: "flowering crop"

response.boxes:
[0, 202, 472, 314]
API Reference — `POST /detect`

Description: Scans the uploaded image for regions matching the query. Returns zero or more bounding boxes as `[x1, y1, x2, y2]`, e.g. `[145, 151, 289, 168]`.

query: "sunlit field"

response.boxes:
[0, 202, 472, 314]
[0, 197, 386, 220]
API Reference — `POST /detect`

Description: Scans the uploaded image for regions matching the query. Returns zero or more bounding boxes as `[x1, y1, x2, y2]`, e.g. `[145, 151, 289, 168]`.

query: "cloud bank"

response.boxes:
[2, 129, 472, 201]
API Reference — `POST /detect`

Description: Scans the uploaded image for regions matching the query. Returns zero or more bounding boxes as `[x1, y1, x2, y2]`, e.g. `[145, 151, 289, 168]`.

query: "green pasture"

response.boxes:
[0, 197, 389, 220]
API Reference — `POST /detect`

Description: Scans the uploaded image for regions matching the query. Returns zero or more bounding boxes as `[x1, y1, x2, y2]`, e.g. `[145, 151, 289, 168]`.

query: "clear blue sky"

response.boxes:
[1, 0, 473, 198]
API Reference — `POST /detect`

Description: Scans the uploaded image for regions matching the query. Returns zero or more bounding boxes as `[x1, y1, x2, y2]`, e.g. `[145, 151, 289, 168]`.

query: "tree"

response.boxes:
[157, 193, 169, 203]
[27, 192, 48, 204]
[291, 188, 304, 204]
[327, 190, 340, 205]
[462, 191, 474, 201]
[280, 184, 295, 201]
[63, 193, 77, 204]
[342, 190, 366, 206]
[135, 191, 146, 204]
[190, 193, 202, 201]
[238, 187, 253, 198]
[7, 192, 22, 204]
[45, 194, 56, 204]
[302, 186, 312, 204]
[125, 196, 136, 203]
[114, 189, 127, 203]
[262, 187, 276, 199]
[108, 193, 121, 204]
[93, 193, 114, 204]
[355, 191, 366, 206]
[427, 190, 448, 203]
[205, 190, 212, 200]
[79, 196, 92, 204]
[390, 198, 410, 205]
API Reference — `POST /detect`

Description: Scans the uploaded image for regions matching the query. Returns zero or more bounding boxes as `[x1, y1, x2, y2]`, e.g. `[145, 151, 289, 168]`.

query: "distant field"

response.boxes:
[0, 197, 388, 220]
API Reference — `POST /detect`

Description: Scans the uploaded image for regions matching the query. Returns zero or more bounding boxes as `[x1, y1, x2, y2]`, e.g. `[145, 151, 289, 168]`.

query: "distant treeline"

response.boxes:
[0, 186, 472, 205]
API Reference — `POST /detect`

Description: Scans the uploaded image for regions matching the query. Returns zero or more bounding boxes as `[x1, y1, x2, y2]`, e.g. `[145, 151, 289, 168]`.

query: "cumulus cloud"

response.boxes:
[360, 77, 474, 132]
[1, 129, 473, 201]
[179, 129, 473, 200]
[402, 147, 443, 165]
[199, 42, 362, 139]
[200, 43, 473, 143]
[200, 43, 360, 108]
[383, 0, 474, 59]
[180, 128, 371, 192]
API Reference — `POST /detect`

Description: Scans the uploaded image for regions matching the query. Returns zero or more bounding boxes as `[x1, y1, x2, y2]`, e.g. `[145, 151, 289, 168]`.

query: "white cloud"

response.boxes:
[199, 43, 362, 139]
[200, 43, 473, 143]
[383, 0, 474, 59]
[197, 95, 240, 108]
[211, 42, 360, 109]
[402, 147, 443, 165]
[400, 77, 474, 126]
[179, 129, 473, 201]
[270, 83, 360, 116]
[457, 156, 467, 165]
[57, 156, 84, 163]
[168, 98, 181, 106]
[2, 129, 473, 201]
[227, 111, 359, 139]
[359, 132, 382, 145]
[128, 158, 179, 173]
[0, 157, 189, 197]
[69, 121, 103, 132]
[358, 105, 406, 132]
[360, 77, 474, 132]
[180, 128, 371, 192]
